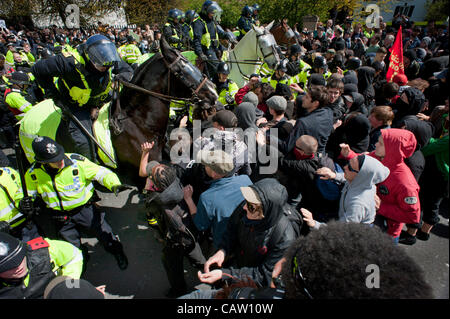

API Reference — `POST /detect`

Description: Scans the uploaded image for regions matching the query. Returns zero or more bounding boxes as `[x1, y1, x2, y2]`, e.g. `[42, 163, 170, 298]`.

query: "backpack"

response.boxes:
[315, 162, 344, 201]
[269, 203, 305, 246]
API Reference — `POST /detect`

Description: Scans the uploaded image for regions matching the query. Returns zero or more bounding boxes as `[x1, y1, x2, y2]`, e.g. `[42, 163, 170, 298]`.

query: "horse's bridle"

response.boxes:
[110, 51, 211, 136]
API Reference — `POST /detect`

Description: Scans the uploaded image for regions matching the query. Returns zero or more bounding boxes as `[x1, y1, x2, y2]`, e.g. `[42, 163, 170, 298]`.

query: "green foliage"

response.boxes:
[425, 0, 450, 22]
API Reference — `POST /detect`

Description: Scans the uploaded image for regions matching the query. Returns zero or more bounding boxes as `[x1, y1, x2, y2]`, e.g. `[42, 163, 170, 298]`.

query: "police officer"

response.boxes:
[53, 34, 74, 56]
[164, 9, 185, 50]
[4, 71, 35, 120]
[285, 43, 311, 77]
[262, 58, 293, 90]
[192, 1, 235, 79]
[214, 62, 239, 108]
[251, 3, 261, 26]
[25, 136, 132, 270]
[237, 5, 254, 41]
[117, 37, 128, 59]
[185, 10, 200, 43]
[0, 167, 39, 242]
[31, 34, 132, 162]
[312, 55, 331, 79]
[0, 232, 83, 298]
[121, 35, 142, 68]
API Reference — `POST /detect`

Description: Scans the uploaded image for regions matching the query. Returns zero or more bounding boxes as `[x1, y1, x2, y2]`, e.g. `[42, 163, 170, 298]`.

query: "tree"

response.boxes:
[124, 0, 184, 26]
[31, 0, 124, 28]
[425, 0, 450, 22]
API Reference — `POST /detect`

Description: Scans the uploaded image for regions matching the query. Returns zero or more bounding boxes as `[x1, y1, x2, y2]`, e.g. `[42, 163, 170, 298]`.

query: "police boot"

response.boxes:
[106, 239, 128, 270]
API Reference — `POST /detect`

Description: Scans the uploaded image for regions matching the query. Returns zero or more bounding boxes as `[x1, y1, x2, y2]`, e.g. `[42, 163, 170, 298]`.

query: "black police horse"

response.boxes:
[108, 37, 218, 171]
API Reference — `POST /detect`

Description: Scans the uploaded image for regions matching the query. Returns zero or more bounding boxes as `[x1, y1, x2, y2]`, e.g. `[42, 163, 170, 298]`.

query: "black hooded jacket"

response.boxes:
[219, 178, 296, 287]
[357, 66, 376, 111]
[392, 87, 426, 127]
[397, 115, 435, 182]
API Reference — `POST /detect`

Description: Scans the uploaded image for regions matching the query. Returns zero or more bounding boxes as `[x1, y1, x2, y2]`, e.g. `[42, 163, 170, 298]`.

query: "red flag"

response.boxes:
[386, 26, 405, 82]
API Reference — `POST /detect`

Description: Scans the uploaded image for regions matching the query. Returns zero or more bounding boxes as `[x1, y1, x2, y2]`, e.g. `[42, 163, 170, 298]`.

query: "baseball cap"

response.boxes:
[196, 149, 234, 175]
[240, 186, 261, 205]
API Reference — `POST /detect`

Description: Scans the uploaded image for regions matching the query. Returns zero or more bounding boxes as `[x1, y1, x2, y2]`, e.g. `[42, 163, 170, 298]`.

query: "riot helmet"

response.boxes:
[185, 10, 199, 24]
[83, 34, 121, 69]
[242, 5, 254, 18]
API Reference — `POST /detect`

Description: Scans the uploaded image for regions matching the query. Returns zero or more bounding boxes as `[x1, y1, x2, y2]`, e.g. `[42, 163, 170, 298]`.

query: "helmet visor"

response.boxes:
[208, 4, 223, 23]
[86, 40, 120, 68]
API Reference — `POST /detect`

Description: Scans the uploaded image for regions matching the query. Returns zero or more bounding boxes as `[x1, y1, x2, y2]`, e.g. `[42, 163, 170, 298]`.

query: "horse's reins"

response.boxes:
[110, 52, 210, 136]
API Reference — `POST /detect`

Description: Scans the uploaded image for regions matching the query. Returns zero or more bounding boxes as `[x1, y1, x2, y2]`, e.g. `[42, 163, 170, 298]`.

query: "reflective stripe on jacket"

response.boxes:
[25, 153, 121, 211]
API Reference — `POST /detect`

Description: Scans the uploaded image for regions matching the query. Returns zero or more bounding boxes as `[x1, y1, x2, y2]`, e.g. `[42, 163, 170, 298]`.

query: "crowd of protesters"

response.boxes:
[0, 2, 448, 300]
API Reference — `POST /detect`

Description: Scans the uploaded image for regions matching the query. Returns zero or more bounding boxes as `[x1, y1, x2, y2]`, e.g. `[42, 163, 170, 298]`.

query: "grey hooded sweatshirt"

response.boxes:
[314, 155, 390, 228]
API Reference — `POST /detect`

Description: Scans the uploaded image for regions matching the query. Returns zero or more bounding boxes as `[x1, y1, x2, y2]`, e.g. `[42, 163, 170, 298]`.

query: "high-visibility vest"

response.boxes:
[4, 89, 33, 119]
[122, 44, 142, 64]
[19, 237, 83, 290]
[25, 153, 121, 212]
[0, 167, 26, 229]
[217, 80, 239, 106]
[57, 50, 112, 107]
[165, 23, 182, 49]
[198, 18, 219, 50]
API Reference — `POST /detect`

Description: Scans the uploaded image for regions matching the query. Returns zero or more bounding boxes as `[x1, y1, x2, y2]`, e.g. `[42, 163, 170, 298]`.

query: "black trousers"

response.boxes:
[419, 157, 449, 226]
[57, 107, 97, 162]
[161, 241, 206, 294]
[56, 204, 123, 255]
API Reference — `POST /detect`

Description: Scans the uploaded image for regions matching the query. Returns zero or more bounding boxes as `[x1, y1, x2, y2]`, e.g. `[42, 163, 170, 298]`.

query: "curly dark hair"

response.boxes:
[281, 222, 433, 299]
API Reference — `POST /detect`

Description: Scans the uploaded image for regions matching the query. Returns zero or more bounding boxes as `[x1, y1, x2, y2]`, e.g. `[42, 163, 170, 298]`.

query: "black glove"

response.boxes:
[112, 184, 133, 196]
[225, 92, 234, 105]
[0, 221, 10, 234]
[115, 72, 133, 83]
[199, 53, 208, 62]
[18, 196, 34, 216]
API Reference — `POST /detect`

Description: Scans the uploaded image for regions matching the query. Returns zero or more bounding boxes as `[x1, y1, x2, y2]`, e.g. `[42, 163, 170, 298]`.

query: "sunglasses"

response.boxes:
[345, 162, 359, 173]
[246, 201, 261, 214]
[292, 255, 313, 299]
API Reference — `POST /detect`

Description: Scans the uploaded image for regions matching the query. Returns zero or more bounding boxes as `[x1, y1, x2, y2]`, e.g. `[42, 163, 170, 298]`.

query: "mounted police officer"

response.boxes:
[0, 232, 83, 299]
[24, 136, 132, 270]
[237, 5, 254, 41]
[192, 1, 236, 79]
[184, 10, 200, 44]
[31, 34, 133, 163]
[214, 62, 239, 109]
[251, 3, 261, 26]
[163, 9, 185, 50]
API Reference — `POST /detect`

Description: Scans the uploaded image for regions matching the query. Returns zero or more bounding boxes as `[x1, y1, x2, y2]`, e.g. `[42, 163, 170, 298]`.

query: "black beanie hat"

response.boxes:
[0, 233, 26, 273]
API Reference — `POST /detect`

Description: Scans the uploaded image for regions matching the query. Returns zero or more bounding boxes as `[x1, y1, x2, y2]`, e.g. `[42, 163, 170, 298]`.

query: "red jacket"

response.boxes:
[346, 128, 420, 237]
[235, 85, 268, 113]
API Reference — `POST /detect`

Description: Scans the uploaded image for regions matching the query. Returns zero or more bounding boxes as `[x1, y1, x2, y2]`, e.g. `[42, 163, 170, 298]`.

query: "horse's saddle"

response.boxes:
[18, 99, 117, 168]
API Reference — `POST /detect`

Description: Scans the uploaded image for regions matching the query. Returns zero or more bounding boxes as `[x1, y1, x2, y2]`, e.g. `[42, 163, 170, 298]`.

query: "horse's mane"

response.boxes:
[131, 52, 163, 85]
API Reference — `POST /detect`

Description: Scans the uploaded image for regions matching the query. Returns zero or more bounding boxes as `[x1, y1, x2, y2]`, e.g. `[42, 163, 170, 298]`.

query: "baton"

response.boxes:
[59, 106, 117, 166]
